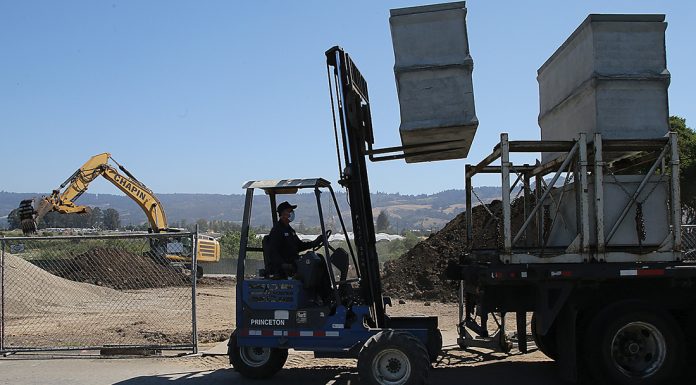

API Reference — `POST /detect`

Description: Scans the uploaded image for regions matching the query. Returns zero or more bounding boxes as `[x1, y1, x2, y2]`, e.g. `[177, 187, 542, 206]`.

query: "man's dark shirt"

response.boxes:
[266, 220, 315, 277]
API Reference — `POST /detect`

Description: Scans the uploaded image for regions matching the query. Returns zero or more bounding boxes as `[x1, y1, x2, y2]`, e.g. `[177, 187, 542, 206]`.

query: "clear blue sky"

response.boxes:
[1, 1, 694, 196]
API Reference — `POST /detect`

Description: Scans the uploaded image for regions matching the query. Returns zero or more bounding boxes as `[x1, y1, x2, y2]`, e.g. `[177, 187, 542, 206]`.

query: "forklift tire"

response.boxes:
[228, 331, 288, 379]
[196, 265, 204, 280]
[530, 313, 557, 360]
[583, 302, 685, 385]
[358, 330, 429, 385]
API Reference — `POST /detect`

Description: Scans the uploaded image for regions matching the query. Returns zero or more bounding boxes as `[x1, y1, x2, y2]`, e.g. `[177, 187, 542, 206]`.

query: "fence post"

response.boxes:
[191, 228, 198, 354]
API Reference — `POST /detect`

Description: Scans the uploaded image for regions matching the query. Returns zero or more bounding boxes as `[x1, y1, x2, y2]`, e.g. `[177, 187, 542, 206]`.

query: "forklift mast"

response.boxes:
[325, 46, 385, 327]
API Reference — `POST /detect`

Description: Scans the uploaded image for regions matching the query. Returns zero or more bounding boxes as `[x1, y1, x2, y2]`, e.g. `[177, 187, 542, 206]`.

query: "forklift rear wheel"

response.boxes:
[358, 330, 429, 385]
[228, 331, 288, 379]
[196, 265, 204, 280]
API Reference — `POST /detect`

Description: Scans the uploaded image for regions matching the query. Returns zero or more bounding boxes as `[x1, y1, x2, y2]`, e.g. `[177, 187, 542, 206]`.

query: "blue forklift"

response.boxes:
[227, 47, 442, 384]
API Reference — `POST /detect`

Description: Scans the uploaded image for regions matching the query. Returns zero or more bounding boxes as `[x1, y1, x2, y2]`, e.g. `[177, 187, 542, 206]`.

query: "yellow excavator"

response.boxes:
[18, 152, 220, 278]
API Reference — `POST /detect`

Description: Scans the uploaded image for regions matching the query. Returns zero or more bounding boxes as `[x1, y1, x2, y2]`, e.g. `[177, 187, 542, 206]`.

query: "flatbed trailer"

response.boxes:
[448, 259, 696, 383]
[446, 132, 693, 385]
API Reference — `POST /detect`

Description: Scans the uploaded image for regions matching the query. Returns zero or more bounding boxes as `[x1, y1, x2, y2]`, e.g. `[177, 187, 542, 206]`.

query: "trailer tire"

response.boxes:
[358, 330, 429, 385]
[583, 302, 684, 385]
[531, 313, 557, 360]
[227, 330, 288, 379]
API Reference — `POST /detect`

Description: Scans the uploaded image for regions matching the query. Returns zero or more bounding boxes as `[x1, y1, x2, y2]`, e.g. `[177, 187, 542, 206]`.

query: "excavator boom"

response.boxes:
[19, 153, 168, 234]
[17, 153, 220, 267]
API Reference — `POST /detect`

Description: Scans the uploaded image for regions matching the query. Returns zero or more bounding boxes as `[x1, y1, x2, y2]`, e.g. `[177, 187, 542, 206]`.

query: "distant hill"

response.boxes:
[0, 187, 503, 231]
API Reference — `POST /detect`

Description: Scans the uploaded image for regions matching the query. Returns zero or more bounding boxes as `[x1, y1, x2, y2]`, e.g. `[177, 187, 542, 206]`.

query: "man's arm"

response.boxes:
[295, 233, 321, 253]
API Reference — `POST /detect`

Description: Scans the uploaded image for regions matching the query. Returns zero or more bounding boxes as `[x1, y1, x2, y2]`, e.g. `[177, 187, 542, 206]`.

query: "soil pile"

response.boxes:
[383, 195, 537, 301]
[59, 247, 190, 290]
[3, 253, 126, 316]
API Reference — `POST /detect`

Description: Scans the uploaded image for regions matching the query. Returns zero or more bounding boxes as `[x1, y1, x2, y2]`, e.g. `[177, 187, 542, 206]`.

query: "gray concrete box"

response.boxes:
[546, 175, 669, 248]
[537, 14, 670, 163]
[390, 1, 478, 163]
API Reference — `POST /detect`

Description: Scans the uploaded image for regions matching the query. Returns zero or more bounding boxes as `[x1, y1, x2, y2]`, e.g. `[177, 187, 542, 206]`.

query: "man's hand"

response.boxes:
[313, 234, 324, 248]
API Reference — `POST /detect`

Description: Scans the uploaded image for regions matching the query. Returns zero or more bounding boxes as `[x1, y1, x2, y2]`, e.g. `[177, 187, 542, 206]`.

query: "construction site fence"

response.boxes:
[0, 232, 198, 354]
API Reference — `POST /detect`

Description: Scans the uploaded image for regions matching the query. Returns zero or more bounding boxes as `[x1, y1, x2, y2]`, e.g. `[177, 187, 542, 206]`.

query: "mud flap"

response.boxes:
[556, 304, 578, 383]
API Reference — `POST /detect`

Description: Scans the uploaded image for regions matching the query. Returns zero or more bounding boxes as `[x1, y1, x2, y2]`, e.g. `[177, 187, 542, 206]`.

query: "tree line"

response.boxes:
[6, 206, 122, 231]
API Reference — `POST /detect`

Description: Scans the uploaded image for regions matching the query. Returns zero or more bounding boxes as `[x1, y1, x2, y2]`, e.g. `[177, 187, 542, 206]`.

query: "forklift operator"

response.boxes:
[266, 201, 325, 278]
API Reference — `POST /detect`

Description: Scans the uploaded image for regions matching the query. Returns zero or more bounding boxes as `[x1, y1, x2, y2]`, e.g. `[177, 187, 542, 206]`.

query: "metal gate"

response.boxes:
[0, 232, 198, 353]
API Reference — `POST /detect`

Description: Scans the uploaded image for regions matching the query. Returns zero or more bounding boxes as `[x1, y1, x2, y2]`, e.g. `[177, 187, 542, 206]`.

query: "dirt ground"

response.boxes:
[1, 284, 560, 385]
[2, 273, 567, 385]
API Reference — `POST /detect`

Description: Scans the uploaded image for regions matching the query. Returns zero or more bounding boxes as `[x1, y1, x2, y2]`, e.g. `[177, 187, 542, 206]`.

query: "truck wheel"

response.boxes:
[427, 329, 443, 363]
[228, 330, 288, 379]
[531, 313, 557, 360]
[358, 330, 429, 385]
[584, 303, 684, 385]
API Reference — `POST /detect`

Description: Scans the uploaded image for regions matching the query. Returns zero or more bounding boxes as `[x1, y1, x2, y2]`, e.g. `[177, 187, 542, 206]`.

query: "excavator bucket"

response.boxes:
[18, 199, 38, 234]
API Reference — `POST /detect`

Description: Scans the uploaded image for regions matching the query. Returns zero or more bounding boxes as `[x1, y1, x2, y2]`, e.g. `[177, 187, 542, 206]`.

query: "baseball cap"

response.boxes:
[277, 201, 297, 213]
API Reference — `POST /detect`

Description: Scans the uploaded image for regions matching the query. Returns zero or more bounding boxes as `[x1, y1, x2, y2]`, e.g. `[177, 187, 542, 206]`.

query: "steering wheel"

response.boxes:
[313, 229, 334, 252]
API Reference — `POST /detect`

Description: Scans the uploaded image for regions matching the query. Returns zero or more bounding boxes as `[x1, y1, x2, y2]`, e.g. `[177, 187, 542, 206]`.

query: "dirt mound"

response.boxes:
[3, 253, 126, 317]
[383, 195, 536, 301]
[59, 247, 190, 290]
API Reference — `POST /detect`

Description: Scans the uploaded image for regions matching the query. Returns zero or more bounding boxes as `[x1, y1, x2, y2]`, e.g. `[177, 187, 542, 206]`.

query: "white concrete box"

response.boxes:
[537, 14, 670, 163]
[390, 1, 478, 163]
[546, 175, 669, 249]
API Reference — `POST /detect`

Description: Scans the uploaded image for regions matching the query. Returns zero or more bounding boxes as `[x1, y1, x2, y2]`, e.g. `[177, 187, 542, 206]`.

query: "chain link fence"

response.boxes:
[0, 232, 198, 353]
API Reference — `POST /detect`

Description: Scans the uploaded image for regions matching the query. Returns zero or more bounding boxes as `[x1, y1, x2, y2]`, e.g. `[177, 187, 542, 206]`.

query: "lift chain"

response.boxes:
[543, 205, 552, 244]
[606, 167, 661, 242]
[636, 202, 647, 244]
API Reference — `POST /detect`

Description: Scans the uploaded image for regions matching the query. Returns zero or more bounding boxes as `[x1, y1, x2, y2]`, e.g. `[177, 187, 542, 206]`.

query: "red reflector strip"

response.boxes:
[242, 329, 341, 337]
[561, 271, 573, 277]
[638, 269, 665, 277]
[620, 269, 665, 277]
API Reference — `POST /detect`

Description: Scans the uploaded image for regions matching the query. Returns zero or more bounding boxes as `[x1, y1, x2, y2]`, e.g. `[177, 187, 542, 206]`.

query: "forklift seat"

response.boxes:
[260, 235, 271, 277]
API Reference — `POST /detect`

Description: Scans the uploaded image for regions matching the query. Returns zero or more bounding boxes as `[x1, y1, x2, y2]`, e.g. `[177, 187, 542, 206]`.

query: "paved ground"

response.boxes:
[0, 348, 560, 385]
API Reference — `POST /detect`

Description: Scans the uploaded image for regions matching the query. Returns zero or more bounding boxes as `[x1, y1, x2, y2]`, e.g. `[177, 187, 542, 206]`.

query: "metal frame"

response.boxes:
[0, 232, 199, 354]
[236, 179, 358, 320]
[464, 132, 681, 264]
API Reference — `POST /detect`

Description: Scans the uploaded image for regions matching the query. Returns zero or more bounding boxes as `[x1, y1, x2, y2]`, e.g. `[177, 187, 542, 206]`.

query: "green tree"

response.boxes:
[103, 208, 121, 230]
[219, 228, 262, 259]
[376, 210, 390, 232]
[671, 116, 696, 223]
[90, 207, 103, 228]
[7, 208, 20, 230]
[196, 218, 209, 232]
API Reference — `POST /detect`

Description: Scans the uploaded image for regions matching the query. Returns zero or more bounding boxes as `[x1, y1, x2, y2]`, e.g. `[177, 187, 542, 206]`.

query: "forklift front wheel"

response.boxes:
[228, 331, 288, 379]
[358, 330, 429, 385]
